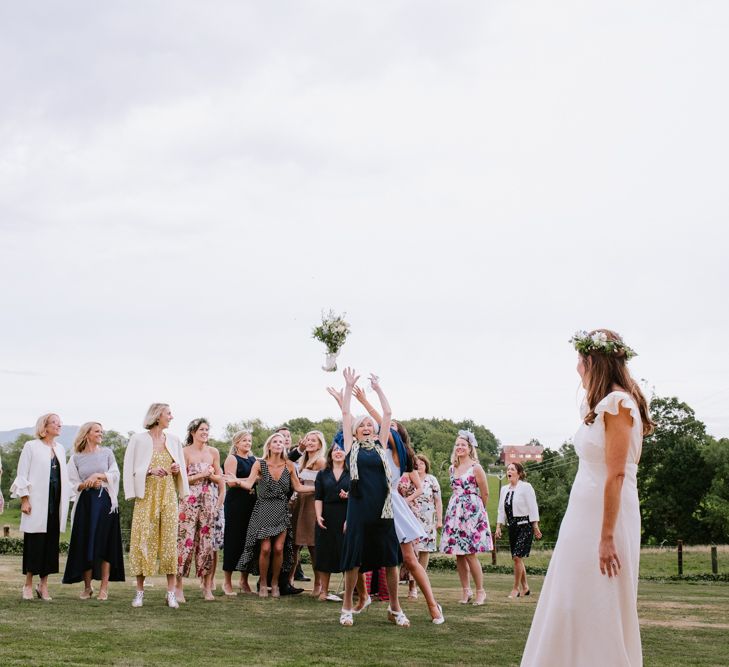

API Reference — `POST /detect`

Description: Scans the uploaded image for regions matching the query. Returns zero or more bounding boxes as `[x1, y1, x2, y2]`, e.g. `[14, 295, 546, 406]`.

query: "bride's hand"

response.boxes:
[599, 537, 621, 577]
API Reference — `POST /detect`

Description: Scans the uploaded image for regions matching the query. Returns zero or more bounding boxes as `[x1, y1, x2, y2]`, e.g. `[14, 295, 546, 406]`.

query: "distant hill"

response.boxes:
[0, 425, 79, 449]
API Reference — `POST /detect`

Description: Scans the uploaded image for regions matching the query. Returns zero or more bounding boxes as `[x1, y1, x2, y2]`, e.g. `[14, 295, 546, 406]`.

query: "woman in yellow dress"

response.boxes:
[123, 403, 189, 608]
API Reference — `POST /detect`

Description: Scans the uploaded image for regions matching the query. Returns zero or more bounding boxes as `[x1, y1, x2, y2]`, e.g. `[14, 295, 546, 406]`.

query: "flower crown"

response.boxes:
[569, 330, 637, 361]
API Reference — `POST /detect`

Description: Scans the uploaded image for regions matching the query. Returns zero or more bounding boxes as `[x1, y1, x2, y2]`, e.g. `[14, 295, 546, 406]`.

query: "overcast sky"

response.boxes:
[1, 1, 727, 448]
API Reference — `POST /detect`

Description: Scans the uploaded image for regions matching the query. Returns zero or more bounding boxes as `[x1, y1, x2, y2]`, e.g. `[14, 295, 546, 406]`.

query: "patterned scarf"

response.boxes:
[349, 438, 393, 520]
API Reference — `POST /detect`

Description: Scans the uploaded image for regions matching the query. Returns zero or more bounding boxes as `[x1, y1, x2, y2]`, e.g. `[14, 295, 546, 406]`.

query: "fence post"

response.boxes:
[2, 525, 9, 538]
[492, 539, 497, 566]
[711, 545, 718, 575]
[677, 540, 683, 576]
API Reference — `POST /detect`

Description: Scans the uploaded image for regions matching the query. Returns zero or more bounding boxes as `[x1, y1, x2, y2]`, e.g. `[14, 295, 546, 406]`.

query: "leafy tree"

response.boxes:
[639, 396, 712, 544]
[524, 443, 578, 541]
[698, 437, 729, 541]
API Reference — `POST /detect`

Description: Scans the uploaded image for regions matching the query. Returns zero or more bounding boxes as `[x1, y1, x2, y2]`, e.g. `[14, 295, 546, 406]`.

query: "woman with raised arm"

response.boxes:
[222, 430, 257, 595]
[494, 462, 542, 599]
[175, 418, 225, 602]
[352, 386, 444, 624]
[124, 403, 189, 609]
[440, 430, 492, 606]
[332, 368, 409, 627]
[11, 413, 70, 600]
[521, 330, 654, 667]
[63, 422, 125, 599]
[233, 432, 314, 598]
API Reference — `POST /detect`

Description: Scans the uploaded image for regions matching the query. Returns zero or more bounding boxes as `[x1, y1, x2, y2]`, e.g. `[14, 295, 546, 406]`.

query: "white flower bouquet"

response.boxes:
[312, 310, 351, 372]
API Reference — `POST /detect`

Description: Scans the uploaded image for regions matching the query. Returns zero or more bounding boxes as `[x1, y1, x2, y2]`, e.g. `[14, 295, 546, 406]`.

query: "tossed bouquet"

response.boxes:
[312, 310, 351, 372]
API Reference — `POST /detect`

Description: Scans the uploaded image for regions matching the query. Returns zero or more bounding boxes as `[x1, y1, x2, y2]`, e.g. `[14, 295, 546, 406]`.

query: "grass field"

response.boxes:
[0, 555, 728, 667]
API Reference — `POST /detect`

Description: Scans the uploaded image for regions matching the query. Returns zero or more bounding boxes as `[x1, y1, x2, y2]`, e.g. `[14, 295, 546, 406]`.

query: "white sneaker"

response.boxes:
[166, 591, 179, 609]
[131, 591, 144, 608]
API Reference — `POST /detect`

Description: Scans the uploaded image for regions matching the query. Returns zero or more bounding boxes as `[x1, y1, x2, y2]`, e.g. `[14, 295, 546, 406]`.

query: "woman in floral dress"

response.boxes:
[398, 454, 443, 599]
[440, 430, 492, 606]
[175, 418, 224, 602]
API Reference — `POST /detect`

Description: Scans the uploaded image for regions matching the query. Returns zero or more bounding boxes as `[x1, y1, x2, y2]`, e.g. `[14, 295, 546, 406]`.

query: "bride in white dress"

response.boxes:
[521, 329, 655, 667]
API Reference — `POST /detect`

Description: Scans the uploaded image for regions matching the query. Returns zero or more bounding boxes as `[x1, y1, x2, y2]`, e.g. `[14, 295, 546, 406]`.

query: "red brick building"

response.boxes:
[499, 444, 544, 466]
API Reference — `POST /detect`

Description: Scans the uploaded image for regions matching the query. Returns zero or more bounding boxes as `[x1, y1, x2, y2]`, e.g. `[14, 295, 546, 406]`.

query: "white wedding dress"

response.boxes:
[521, 391, 644, 667]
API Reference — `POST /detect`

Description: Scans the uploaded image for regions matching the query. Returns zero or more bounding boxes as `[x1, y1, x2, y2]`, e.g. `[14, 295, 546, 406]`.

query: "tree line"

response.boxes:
[1, 397, 726, 544]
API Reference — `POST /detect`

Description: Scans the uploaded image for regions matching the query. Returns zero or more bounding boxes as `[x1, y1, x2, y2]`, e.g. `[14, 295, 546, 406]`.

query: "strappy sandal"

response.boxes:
[431, 603, 445, 625]
[387, 606, 410, 627]
[97, 590, 109, 601]
[339, 609, 354, 626]
[472, 589, 487, 606]
[80, 586, 94, 600]
[459, 588, 473, 604]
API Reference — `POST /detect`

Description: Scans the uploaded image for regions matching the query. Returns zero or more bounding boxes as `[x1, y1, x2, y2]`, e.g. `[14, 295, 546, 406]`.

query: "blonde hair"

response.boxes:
[230, 430, 253, 456]
[450, 436, 479, 466]
[143, 403, 170, 430]
[299, 430, 327, 471]
[35, 413, 60, 439]
[73, 422, 102, 453]
[262, 433, 288, 462]
[351, 415, 379, 438]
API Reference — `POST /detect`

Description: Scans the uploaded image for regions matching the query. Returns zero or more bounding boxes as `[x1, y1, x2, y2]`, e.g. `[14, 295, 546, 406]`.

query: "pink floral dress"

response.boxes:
[177, 461, 216, 577]
[440, 465, 492, 555]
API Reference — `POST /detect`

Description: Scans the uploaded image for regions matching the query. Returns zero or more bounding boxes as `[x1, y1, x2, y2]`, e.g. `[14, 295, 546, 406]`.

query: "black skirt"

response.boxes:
[23, 455, 62, 578]
[315, 502, 347, 573]
[507, 517, 534, 558]
[63, 488, 125, 583]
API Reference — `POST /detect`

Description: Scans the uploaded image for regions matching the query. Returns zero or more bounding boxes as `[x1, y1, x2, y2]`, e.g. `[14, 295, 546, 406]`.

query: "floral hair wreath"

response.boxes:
[569, 330, 637, 361]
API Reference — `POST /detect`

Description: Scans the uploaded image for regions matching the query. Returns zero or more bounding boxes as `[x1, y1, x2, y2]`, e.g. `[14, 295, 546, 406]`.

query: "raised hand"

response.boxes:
[326, 386, 344, 408]
[343, 367, 360, 388]
[353, 385, 367, 405]
[369, 374, 382, 392]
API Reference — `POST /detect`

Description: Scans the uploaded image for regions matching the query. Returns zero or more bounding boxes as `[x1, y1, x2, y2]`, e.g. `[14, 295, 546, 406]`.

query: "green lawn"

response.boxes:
[0, 555, 727, 666]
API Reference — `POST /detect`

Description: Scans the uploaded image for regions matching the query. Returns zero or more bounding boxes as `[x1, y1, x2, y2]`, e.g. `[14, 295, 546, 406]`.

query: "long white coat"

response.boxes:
[10, 439, 70, 533]
[123, 431, 189, 500]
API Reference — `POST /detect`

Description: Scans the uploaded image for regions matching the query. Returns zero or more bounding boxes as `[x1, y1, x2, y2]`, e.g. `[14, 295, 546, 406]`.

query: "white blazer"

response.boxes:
[497, 480, 540, 525]
[10, 439, 70, 533]
[123, 431, 189, 500]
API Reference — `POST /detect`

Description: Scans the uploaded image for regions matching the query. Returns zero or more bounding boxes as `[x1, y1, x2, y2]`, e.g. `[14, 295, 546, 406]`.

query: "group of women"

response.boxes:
[6, 386, 512, 625]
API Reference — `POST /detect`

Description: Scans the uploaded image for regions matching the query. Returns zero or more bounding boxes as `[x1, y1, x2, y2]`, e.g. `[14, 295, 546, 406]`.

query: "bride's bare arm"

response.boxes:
[600, 406, 632, 577]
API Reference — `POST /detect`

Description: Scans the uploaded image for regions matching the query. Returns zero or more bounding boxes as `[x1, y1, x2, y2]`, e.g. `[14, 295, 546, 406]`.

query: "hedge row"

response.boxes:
[0, 537, 69, 555]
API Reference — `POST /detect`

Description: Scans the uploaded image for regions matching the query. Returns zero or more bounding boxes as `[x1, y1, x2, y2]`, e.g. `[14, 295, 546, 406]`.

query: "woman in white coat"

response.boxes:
[11, 413, 70, 601]
[494, 462, 542, 598]
[123, 403, 189, 608]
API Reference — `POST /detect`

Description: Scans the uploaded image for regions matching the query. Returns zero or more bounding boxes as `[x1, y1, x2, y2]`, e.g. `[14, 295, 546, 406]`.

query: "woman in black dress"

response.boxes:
[222, 430, 257, 595]
[495, 462, 542, 599]
[314, 445, 350, 602]
[328, 368, 408, 627]
[63, 422, 125, 599]
[233, 433, 314, 598]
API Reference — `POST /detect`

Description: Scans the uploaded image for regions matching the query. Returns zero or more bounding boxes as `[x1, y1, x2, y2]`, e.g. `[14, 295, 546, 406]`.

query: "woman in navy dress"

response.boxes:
[328, 368, 409, 627]
[63, 422, 125, 599]
[222, 430, 257, 595]
[314, 445, 350, 601]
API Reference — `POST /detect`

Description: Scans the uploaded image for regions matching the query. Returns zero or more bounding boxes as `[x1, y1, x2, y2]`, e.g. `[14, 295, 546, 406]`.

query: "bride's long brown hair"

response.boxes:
[581, 329, 655, 436]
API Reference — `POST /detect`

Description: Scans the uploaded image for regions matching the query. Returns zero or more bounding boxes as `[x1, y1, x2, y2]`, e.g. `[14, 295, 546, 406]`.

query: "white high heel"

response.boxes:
[432, 603, 445, 625]
[340, 609, 354, 626]
[353, 595, 372, 614]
